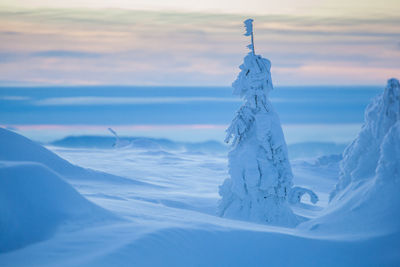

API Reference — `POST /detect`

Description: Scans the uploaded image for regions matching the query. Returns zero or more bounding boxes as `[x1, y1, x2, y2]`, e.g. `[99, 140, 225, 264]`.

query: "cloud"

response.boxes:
[31, 50, 102, 58]
[33, 96, 242, 106]
[0, 96, 31, 100]
[0, 8, 399, 85]
[0, 52, 21, 63]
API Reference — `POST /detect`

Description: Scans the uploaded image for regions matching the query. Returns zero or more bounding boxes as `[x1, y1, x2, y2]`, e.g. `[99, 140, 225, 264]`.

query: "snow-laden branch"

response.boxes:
[289, 187, 319, 204]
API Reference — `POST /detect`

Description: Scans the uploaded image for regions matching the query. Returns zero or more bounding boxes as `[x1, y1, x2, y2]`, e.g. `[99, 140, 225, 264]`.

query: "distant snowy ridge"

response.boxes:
[300, 78, 400, 236]
[49, 135, 347, 160]
[51, 134, 228, 153]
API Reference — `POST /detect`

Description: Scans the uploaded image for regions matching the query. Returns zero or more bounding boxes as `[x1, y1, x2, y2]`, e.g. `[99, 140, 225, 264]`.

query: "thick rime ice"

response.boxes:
[330, 78, 400, 200]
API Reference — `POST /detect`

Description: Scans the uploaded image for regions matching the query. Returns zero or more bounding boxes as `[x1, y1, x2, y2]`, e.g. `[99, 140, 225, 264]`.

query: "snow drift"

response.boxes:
[0, 128, 142, 184]
[0, 128, 123, 252]
[301, 78, 400, 235]
[0, 161, 115, 252]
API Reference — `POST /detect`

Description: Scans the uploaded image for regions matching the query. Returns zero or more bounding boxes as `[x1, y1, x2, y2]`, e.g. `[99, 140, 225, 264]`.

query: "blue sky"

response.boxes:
[0, 0, 399, 86]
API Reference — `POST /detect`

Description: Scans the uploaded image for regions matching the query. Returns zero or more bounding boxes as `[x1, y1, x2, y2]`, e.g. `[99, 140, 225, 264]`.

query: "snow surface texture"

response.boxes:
[0, 127, 399, 266]
[300, 78, 400, 236]
[219, 52, 314, 225]
[0, 128, 142, 185]
[0, 128, 122, 252]
[0, 162, 114, 252]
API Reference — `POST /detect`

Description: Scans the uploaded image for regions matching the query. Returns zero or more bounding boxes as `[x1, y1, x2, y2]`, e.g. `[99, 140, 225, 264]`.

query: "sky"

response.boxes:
[0, 0, 399, 86]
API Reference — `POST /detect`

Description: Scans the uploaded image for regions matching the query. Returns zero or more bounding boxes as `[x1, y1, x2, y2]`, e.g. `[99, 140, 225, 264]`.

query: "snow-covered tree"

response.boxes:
[300, 78, 400, 234]
[218, 19, 308, 226]
[330, 78, 400, 200]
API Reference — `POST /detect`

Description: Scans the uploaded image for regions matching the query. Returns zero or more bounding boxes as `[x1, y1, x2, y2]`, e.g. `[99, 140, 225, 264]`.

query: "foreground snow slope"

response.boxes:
[0, 127, 399, 266]
[0, 161, 115, 252]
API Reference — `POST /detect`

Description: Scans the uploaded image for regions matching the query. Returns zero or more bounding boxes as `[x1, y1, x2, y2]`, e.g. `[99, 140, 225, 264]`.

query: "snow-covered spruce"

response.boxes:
[218, 20, 316, 226]
[330, 78, 400, 200]
[300, 79, 400, 235]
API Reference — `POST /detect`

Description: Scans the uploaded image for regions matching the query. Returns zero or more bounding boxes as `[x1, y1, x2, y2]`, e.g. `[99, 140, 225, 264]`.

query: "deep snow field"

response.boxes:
[1, 83, 400, 267]
[0, 126, 399, 267]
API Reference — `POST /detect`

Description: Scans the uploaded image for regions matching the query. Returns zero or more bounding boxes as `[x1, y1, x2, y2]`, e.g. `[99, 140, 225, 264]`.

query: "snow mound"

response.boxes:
[0, 128, 142, 184]
[0, 161, 115, 252]
[300, 78, 400, 236]
[0, 128, 78, 175]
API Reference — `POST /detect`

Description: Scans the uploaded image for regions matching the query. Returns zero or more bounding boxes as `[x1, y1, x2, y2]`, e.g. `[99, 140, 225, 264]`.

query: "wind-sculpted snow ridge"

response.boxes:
[0, 128, 145, 185]
[0, 161, 116, 252]
[300, 78, 400, 236]
[0, 128, 126, 252]
[218, 22, 317, 227]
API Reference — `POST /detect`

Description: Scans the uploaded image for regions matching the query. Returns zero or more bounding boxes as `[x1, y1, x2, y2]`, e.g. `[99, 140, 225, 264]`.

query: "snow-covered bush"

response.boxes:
[218, 19, 316, 226]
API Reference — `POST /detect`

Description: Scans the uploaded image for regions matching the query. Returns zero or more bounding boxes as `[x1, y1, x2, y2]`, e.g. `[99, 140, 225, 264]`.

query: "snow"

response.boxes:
[0, 62, 399, 264]
[219, 49, 316, 226]
[300, 78, 400, 237]
[0, 161, 115, 252]
[289, 186, 319, 205]
[0, 16, 398, 264]
[0, 122, 399, 265]
[0, 128, 145, 185]
[331, 78, 400, 199]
